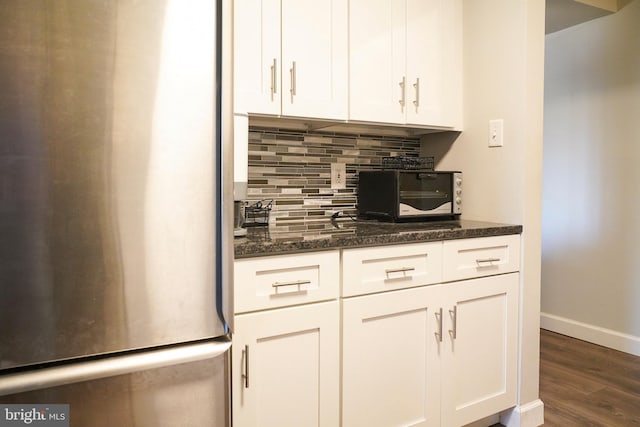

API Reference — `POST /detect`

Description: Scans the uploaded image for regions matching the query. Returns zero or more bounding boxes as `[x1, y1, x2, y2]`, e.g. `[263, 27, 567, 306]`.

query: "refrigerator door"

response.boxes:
[0, 0, 230, 369]
[0, 339, 231, 427]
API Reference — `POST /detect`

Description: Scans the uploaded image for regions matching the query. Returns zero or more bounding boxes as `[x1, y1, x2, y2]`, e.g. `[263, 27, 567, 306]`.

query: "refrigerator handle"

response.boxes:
[219, 0, 235, 333]
[0, 339, 231, 397]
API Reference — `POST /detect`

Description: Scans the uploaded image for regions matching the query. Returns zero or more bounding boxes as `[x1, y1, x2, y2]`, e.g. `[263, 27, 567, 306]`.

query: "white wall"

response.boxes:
[542, 0, 640, 355]
[424, 1, 546, 424]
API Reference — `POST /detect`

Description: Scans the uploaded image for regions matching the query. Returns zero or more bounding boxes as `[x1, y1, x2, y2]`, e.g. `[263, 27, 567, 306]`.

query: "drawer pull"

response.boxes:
[272, 279, 311, 289]
[385, 267, 415, 275]
[476, 257, 501, 265]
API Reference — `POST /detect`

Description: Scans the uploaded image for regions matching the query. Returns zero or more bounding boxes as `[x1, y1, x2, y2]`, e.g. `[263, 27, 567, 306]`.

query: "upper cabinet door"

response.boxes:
[440, 0, 463, 129]
[405, 0, 444, 126]
[349, 0, 462, 128]
[234, 0, 347, 119]
[407, 0, 462, 129]
[234, 0, 281, 115]
[349, 0, 406, 124]
[281, 0, 347, 119]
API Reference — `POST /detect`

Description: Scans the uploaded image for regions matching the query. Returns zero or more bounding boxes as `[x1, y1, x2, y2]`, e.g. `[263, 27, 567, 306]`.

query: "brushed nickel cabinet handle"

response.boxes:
[476, 257, 501, 265]
[242, 345, 249, 388]
[435, 307, 443, 342]
[449, 306, 457, 340]
[413, 77, 420, 108]
[399, 76, 406, 108]
[290, 61, 296, 102]
[272, 279, 311, 289]
[270, 58, 277, 99]
[385, 267, 415, 275]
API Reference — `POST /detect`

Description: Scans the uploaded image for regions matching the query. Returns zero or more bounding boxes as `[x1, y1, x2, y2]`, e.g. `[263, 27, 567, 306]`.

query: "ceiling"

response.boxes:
[545, 0, 634, 33]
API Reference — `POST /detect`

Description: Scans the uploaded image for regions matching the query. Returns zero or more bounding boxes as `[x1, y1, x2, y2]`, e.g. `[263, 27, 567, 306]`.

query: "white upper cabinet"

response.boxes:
[348, 0, 406, 124]
[234, 0, 348, 119]
[349, 0, 461, 128]
[234, 0, 279, 115]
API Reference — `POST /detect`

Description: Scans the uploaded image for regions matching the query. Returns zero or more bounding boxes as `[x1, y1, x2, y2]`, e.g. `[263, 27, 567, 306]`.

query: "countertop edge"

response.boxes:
[234, 222, 523, 259]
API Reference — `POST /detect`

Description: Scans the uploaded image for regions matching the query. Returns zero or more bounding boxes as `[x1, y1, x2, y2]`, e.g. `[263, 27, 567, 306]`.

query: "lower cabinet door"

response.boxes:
[232, 301, 340, 427]
[440, 273, 519, 427]
[342, 287, 442, 427]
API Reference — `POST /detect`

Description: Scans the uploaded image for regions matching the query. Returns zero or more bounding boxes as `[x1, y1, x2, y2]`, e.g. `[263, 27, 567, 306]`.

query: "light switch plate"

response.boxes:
[489, 119, 504, 147]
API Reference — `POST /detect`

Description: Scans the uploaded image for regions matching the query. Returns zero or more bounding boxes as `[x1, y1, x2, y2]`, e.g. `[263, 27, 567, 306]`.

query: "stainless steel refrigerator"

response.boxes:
[0, 1, 234, 425]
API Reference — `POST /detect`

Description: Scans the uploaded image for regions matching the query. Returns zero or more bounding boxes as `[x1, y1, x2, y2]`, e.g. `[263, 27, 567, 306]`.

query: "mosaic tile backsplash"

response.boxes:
[246, 127, 421, 232]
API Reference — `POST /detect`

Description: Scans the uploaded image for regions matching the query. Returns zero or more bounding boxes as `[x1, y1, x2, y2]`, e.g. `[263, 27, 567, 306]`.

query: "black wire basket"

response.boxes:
[244, 199, 272, 227]
[382, 156, 434, 170]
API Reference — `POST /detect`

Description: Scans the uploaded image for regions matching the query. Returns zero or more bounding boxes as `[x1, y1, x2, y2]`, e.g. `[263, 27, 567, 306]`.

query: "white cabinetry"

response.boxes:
[349, 0, 461, 128]
[232, 251, 340, 427]
[342, 286, 442, 427]
[234, 251, 339, 313]
[341, 236, 520, 427]
[440, 273, 519, 427]
[342, 242, 442, 297]
[232, 301, 340, 427]
[442, 234, 521, 282]
[233, 234, 521, 427]
[234, 0, 347, 119]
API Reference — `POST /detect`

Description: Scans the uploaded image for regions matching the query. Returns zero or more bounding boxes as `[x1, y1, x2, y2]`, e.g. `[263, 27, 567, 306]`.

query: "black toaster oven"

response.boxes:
[357, 170, 462, 221]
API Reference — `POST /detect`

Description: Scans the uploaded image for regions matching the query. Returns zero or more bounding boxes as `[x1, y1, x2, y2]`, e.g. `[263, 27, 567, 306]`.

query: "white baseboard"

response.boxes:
[500, 399, 544, 427]
[540, 312, 640, 356]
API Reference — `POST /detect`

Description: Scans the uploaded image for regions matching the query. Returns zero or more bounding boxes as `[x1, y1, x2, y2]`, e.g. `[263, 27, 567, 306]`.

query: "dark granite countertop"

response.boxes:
[234, 219, 522, 258]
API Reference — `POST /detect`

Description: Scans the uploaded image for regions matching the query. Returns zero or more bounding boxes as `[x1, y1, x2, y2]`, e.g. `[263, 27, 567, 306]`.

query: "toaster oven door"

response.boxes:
[398, 173, 453, 216]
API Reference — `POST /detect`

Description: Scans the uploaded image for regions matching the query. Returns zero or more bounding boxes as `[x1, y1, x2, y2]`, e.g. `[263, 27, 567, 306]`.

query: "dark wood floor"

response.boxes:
[539, 329, 640, 426]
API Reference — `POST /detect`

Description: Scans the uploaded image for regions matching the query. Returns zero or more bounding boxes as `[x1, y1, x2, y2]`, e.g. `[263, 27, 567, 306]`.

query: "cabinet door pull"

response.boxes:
[476, 257, 501, 266]
[241, 345, 250, 388]
[384, 267, 415, 275]
[290, 61, 297, 102]
[412, 77, 420, 108]
[435, 307, 443, 342]
[399, 76, 406, 109]
[270, 58, 277, 99]
[272, 279, 311, 289]
[449, 306, 457, 340]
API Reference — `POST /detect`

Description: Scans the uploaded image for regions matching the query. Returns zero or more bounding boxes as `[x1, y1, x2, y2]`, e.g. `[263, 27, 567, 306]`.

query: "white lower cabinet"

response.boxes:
[232, 301, 340, 427]
[441, 273, 519, 426]
[233, 235, 521, 427]
[342, 286, 442, 427]
[342, 273, 519, 427]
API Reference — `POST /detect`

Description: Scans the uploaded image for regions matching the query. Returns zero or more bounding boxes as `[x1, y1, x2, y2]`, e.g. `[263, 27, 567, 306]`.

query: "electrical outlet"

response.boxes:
[489, 119, 504, 147]
[331, 163, 346, 190]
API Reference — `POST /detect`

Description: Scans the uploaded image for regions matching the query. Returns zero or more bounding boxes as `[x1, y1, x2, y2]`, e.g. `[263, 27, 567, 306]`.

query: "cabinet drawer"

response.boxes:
[342, 242, 443, 297]
[234, 251, 340, 313]
[442, 235, 520, 282]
